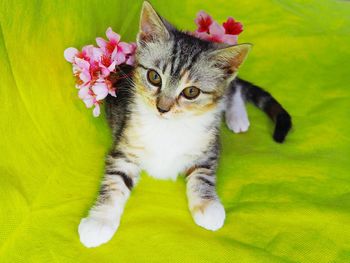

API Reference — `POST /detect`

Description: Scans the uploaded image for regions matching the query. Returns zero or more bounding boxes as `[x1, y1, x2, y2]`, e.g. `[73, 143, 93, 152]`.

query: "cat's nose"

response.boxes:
[156, 105, 170, 113]
[156, 95, 173, 114]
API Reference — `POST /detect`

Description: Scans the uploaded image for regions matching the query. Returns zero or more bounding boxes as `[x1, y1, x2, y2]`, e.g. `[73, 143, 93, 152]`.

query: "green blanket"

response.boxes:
[1, 0, 349, 262]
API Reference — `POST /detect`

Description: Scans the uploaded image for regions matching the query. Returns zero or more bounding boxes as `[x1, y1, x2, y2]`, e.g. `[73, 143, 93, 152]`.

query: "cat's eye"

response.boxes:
[147, 69, 162, 86]
[181, 86, 201, 100]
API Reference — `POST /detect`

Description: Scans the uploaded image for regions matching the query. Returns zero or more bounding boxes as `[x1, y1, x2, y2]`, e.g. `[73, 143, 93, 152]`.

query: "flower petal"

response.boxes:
[75, 58, 90, 70]
[222, 34, 238, 45]
[194, 31, 210, 41]
[112, 50, 126, 65]
[118, 42, 132, 54]
[82, 45, 94, 57]
[106, 27, 120, 42]
[223, 17, 243, 35]
[209, 22, 225, 37]
[109, 87, 116, 97]
[92, 82, 109, 100]
[195, 11, 213, 33]
[79, 70, 91, 84]
[129, 42, 137, 53]
[83, 97, 94, 108]
[64, 47, 78, 63]
[78, 86, 91, 99]
[92, 47, 103, 61]
[96, 37, 107, 48]
[107, 60, 117, 72]
[72, 64, 80, 74]
[126, 55, 135, 66]
[100, 67, 110, 78]
[93, 104, 100, 117]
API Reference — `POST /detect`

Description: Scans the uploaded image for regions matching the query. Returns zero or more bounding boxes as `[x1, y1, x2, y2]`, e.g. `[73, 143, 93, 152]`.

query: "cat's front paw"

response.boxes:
[225, 111, 250, 133]
[78, 217, 119, 248]
[191, 201, 226, 231]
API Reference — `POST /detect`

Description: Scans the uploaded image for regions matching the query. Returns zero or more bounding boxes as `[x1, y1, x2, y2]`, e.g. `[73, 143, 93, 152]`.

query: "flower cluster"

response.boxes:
[64, 27, 136, 116]
[193, 11, 243, 45]
[64, 12, 243, 117]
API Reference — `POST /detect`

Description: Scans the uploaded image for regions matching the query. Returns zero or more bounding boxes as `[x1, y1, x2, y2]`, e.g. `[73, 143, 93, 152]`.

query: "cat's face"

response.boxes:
[134, 2, 251, 118]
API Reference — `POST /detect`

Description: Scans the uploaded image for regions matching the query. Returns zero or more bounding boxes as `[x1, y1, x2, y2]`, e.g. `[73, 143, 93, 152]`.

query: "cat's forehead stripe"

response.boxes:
[168, 35, 207, 82]
[162, 62, 167, 74]
[170, 40, 180, 76]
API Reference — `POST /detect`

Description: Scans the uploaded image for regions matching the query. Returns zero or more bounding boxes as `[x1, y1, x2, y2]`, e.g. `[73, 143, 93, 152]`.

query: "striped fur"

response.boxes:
[78, 1, 292, 247]
[226, 78, 292, 143]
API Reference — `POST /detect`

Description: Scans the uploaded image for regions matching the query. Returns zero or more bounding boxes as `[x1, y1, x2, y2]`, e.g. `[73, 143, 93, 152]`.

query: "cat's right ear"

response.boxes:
[137, 1, 170, 44]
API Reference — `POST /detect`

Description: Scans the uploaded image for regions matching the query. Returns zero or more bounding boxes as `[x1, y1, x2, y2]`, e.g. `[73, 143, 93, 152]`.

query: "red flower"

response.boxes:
[195, 11, 213, 33]
[223, 17, 243, 35]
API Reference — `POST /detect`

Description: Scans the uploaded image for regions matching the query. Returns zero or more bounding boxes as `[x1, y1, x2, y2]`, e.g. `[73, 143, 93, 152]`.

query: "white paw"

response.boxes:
[78, 217, 119, 248]
[192, 201, 226, 231]
[226, 111, 250, 133]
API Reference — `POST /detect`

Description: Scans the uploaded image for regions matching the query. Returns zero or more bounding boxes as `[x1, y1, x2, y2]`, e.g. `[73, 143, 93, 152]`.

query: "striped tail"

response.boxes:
[236, 77, 292, 143]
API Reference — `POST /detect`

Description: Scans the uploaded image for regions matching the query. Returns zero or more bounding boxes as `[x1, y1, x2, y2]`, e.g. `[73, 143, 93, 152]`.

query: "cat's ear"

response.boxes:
[211, 44, 252, 75]
[138, 1, 170, 44]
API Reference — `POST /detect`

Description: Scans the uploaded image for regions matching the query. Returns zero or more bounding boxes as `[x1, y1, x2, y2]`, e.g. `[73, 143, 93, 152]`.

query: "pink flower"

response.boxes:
[126, 42, 137, 66]
[96, 27, 132, 65]
[64, 47, 78, 63]
[74, 58, 91, 84]
[92, 82, 109, 101]
[93, 103, 101, 117]
[99, 55, 117, 77]
[65, 26, 137, 117]
[209, 22, 238, 45]
[195, 11, 213, 33]
[78, 83, 106, 117]
[192, 12, 243, 45]
[223, 17, 243, 35]
[194, 21, 238, 45]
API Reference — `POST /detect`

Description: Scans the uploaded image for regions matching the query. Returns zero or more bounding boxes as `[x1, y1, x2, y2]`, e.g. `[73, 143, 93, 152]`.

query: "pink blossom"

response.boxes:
[93, 103, 101, 117]
[126, 43, 137, 66]
[78, 84, 104, 117]
[64, 26, 137, 117]
[96, 27, 132, 65]
[194, 21, 238, 45]
[92, 82, 109, 101]
[193, 12, 243, 45]
[99, 55, 117, 77]
[64, 47, 78, 63]
[223, 17, 243, 35]
[195, 11, 213, 33]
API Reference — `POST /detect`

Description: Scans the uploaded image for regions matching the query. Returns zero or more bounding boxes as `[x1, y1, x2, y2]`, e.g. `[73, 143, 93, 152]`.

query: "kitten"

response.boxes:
[78, 1, 292, 248]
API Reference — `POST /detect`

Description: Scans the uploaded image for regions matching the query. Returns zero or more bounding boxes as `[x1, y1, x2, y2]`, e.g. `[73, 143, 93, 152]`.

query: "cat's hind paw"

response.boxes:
[191, 201, 226, 231]
[78, 217, 119, 248]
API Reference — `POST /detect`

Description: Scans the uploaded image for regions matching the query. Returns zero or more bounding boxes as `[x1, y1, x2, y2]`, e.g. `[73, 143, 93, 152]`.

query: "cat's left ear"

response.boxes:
[138, 1, 171, 44]
[211, 44, 252, 76]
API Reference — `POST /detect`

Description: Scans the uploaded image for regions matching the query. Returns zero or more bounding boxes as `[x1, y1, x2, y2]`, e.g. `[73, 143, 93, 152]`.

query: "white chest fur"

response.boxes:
[128, 99, 218, 180]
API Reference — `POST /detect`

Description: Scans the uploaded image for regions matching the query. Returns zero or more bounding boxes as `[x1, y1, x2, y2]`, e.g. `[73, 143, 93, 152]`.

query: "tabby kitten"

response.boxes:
[78, 2, 291, 248]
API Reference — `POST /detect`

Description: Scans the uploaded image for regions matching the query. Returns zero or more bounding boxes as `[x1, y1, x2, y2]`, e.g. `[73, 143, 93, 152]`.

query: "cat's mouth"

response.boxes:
[156, 112, 171, 119]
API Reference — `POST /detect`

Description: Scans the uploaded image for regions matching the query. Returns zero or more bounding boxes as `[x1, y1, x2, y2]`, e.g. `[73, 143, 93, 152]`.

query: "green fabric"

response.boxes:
[1, 0, 349, 262]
